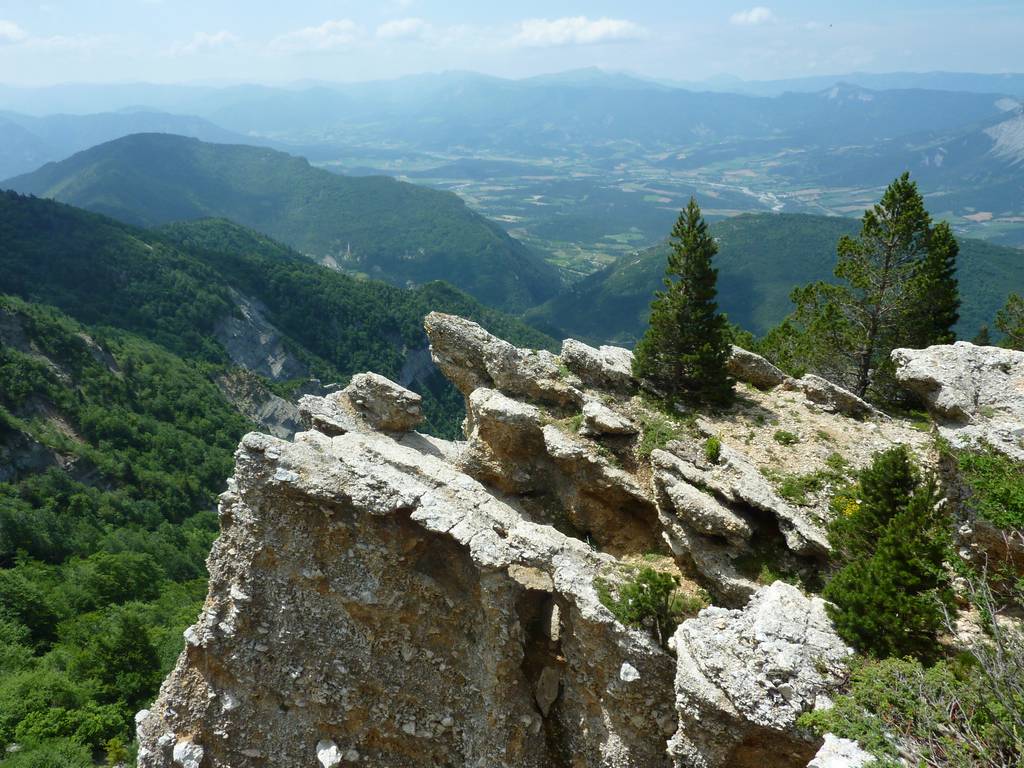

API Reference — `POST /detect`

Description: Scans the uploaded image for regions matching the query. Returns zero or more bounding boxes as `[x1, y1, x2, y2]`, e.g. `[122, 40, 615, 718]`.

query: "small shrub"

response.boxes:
[595, 567, 701, 649]
[703, 435, 722, 464]
[773, 429, 800, 446]
[636, 410, 684, 459]
[953, 443, 1024, 530]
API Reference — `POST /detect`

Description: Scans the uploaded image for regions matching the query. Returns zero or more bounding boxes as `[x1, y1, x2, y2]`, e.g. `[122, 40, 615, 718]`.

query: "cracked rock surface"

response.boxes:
[136, 315, 969, 768]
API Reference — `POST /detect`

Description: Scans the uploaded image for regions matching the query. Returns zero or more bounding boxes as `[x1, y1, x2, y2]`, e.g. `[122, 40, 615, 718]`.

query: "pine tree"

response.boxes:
[995, 293, 1024, 350]
[632, 198, 734, 406]
[907, 220, 960, 346]
[823, 447, 951, 661]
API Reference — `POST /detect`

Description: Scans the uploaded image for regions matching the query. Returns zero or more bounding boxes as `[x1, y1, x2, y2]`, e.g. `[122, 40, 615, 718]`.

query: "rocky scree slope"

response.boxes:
[137, 315, 974, 768]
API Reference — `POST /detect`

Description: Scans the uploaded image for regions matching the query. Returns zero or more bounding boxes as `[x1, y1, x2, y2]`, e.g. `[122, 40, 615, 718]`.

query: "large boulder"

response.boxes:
[341, 372, 423, 433]
[669, 582, 851, 768]
[893, 342, 1024, 460]
[560, 338, 636, 391]
[728, 346, 790, 390]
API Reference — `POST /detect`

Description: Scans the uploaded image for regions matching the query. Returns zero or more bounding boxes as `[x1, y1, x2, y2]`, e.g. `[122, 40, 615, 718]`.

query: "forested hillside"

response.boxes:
[527, 213, 1024, 344]
[0, 296, 247, 765]
[4, 134, 561, 312]
[0, 191, 554, 434]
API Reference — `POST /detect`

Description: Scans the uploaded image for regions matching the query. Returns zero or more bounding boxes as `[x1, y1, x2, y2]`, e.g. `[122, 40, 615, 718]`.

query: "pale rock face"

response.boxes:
[785, 374, 879, 420]
[425, 311, 581, 406]
[561, 338, 636, 391]
[669, 582, 851, 768]
[135, 315, 940, 768]
[171, 739, 203, 768]
[581, 399, 638, 436]
[728, 346, 790, 390]
[893, 342, 1024, 460]
[341, 372, 423, 433]
[316, 739, 343, 768]
[807, 734, 876, 768]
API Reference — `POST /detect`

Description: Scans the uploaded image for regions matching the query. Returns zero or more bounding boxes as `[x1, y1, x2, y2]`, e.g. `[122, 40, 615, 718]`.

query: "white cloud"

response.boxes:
[0, 19, 28, 43]
[171, 30, 239, 56]
[730, 7, 776, 26]
[512, 16, 646, 47]
[376, 17, 430, 42]
[271, 19, 360, 52]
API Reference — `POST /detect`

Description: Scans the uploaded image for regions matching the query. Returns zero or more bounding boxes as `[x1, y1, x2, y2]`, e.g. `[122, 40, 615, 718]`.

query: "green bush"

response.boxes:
[824, 446, 952, 661]
[773, 429, 800, 446]
[703, 435, 722, 464]
[595, 567, 703, 649]
[953, 443, 1024, 530]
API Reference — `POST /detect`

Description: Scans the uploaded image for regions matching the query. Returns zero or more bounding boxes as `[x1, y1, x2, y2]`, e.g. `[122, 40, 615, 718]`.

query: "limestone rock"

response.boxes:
[297, 393, 362, 436]
[653, 448, 829, 557]
[560, 338, 635, 391]
[136, 426, 677, 767]
[893, 342, 1024, 460]
[656, 469, 752, 545]
[316, 740, 343, 768]
[171, 739, 203, 768]
[787, 374, 879, 420]
[669, 582, 851, 768]
[582, 399, 637, 436]
[425, 311, 581, 406]
[807, 734, 875, 768]
[341, 372, 423, 433]
[728, 346, 790, 390]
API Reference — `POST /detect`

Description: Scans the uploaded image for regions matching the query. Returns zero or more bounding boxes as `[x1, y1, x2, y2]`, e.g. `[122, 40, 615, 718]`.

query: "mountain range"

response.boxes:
[4, 133, 560, 312]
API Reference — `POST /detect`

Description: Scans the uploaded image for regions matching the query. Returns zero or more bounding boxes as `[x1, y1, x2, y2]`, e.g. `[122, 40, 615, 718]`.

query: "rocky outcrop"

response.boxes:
[136, 427, 677, 768]
[784, 375, 879, 420]
[807, 735, 875, 768]
[669, 582, 850, 768]
[214, 291, 308, 381]
[893, 342, 1024, 460]
[341, 372, 423, 433]
[137, 315, 915, 768]
[561, 339, 636, 391]
[728, 346, 789, 390]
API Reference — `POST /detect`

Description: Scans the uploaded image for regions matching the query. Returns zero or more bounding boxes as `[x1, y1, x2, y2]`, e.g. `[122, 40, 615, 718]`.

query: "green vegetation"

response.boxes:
[632, 198, 734, 407]
[0, 192, 554, 437]
[703, 435, 722, 464]
[6, 134, 561, 312]
[595, 567, 706, 649]
[824, 446, 952, 661]
[782, 174, 960, 400]
[635, 408, 687, 459]
[995, 293, 1024, 350]
[773, 429, 799, 446]
[952, 443, 1024, 530]
[801, 576, 1024, 768]
[0, 296, 241, 760]
[524, 212, 1019, 346]
[768, 452, 852, 506]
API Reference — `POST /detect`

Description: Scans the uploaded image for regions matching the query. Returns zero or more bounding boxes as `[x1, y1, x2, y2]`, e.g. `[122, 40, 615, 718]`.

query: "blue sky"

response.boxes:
[0, 0, 1022, 85]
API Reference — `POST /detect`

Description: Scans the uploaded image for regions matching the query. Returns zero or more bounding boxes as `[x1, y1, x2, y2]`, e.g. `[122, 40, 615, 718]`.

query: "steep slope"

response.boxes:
[0, 295, 250, 762]
[0, 191, 554, 435]
[3, 133, 560, 311]
[527, 213, 1024, 344]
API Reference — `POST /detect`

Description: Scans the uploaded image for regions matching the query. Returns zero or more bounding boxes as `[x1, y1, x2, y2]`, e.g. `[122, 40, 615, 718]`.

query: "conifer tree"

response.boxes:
[784, 173, 955, 399]
[824, 446, 951, 661]
[995, 293, 1024, 350]
[907, 220, 960, 347]
[632, 198, 734, 406]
